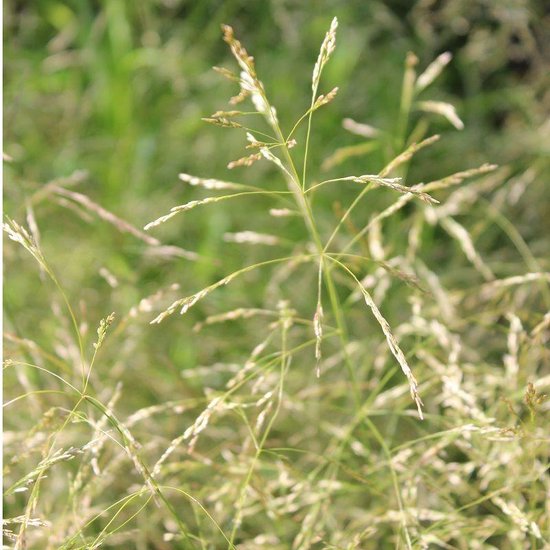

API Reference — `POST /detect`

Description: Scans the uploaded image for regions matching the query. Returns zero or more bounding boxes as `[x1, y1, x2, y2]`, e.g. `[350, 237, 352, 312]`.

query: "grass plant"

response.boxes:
[4, 6, 549, 549]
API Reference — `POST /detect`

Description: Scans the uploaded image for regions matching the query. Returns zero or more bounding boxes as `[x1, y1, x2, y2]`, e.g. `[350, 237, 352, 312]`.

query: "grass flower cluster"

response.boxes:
[4, 8, 549, 550]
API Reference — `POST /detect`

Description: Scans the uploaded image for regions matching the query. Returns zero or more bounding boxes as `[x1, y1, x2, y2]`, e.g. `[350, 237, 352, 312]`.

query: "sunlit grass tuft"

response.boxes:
[4, 9, 549, 550]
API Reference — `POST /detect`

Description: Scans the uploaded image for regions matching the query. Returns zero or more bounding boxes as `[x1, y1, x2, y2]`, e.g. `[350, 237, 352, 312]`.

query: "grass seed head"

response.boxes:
[312, 17, 338, 91]
[416, 51, 452, 92]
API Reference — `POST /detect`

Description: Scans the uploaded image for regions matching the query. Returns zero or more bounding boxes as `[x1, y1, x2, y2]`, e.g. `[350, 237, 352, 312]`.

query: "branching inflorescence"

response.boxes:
[141, 17, 476, 419]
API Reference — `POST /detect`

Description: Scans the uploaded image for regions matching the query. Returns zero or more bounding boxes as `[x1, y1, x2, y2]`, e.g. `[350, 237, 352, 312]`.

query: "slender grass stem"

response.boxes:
[266, 111, 361, 409]
[228, 307, 292, 547]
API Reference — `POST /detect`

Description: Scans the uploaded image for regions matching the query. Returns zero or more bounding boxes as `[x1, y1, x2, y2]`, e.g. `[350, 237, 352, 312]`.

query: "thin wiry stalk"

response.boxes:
[58, 489, 151, 549]
[3, 361, 81, 396]
[228, 306, 292, 547]
[151, 329, 339, 484]
[479, 197, 550, 307]
[83, 395, 196, 546]
[264, 97, 361, 409]
[3, 389, 73, 408]
[292, 365, 400, 547]
[161, 486, 235, 549]
[363, 415, 414, 549]
[89, 493, 153, 548]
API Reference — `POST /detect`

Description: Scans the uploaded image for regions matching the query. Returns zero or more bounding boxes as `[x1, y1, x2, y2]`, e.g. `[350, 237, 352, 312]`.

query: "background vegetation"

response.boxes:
[4, 1, 549, 548]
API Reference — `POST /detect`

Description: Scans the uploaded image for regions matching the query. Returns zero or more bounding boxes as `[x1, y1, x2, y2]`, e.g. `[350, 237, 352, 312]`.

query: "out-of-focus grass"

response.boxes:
[4, 1, 550, 548]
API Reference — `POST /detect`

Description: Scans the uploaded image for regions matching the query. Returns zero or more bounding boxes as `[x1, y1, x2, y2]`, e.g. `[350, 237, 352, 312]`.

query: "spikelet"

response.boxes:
[152, 396, 225, 471]
[222, 25, 257, 80]
[227, 337, 271, 389]
[93, 312, 116, 351]
[229, 87, 250, 105]
[143, 210, 184, 230]
[2, 515, 50, 528]
[503, 313, 522, 381]
[25, 203, 41, 249]
[255, 399, 273, 433]
[362, 286, 424, 418]
[144, 245, 199, 261]
[179, 173, 244, 190]
[269, 208, 297, 217]
[224, 231, 280, 246]
[416, 100, 464, 130]
[260, 147, 293, 179]
[312, 87, 339, 110]
[368, 218, 385, 261]
[150, 260, 282, 324]
[211, 110, 243, 118]
[321, 142, 378, 171]
[492, 497, 542, 540]
[370, 163, 499, 234]
[439, 217, 494, 280]
[227, 152, 262, 169]
[381, 135, 440, 176]
[352, 175, 439, 204]
[202, 116, 243, 129]
[245, 132, 273, 149]
[98, 267, 118, 288]
[312, 17, 338, 91]
[424, 164, 499, 195]
[3, 218, 47, 271]
[342, 118, 380, 138]
[6, 446, 84, 496]
[150, 279, 231, 323]
[213, 66, 240, 82]
[145, 196, 237, 230]
[184, 396, 224, 453]
[194, 307, 276, 332]
[221, 25, 277, 123]
[479, 272, 550, 300]
[416, 52, 452, 92]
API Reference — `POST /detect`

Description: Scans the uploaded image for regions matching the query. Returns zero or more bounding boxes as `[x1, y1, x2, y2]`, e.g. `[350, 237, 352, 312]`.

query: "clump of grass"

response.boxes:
[4, 14, 549, 550]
